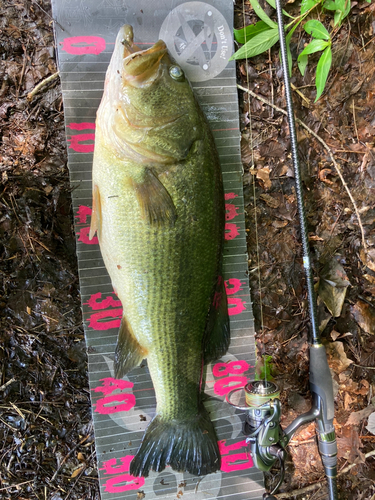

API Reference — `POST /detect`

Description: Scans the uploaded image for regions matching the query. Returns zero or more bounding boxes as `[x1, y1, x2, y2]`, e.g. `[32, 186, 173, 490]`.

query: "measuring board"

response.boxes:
[51, 0, 264, 498]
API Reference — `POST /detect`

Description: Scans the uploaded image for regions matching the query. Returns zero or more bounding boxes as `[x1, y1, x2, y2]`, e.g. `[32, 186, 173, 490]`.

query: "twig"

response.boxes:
[30, 236, 52, 252]
[0, 378, 15, 392]
[352, 363, 375, 370]
[275, 449, 375, 498]
[268, 48, 274, 118]
[30, 0, 65, 31]
[27, 72, 59, 101]
[0, 480, 34, 492]
[291, 82, 311, 106]
[17, 43, 28, 98]
[352, 100, 359, 143]
[238, 84, 367, 251]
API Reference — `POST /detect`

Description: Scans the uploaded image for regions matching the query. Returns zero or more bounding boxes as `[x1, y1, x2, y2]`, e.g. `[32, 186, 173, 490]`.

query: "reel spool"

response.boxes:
[226, 380, 287, 498]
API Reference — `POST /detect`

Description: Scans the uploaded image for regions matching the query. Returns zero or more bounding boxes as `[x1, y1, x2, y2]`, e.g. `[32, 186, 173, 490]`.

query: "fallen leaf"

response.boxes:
[326, 341, 353, 374]
[278, 164, 289, 176]
[330, 330, 341, 341]
[363, 274, 375, 284]
[345, 404, 374, 426]
[71, 465, 85, 478]
[360, 248, 375, 272]
[318, 168, 334, 184]
[318, 258, 350, 317]
[340, 378, 369, 396]
[337, 425, 365, 463]
[365, 412, 375, 435]
[294, 421, 315, 441]
[259, 140, 285, 158]
[272, 220, 288, 229]
[309, 234, 324, 241]
[256, 166, 272, 190]
[259, 193, 280, 208]
[317, 296, 332, 333]
[351, 300, 375, 335]
[344, 391, 354, 410]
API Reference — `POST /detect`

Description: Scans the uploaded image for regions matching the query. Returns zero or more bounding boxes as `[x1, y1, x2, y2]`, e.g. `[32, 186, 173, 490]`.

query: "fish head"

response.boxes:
[97, 25, 204, 164]
[119, 25, 168, 87]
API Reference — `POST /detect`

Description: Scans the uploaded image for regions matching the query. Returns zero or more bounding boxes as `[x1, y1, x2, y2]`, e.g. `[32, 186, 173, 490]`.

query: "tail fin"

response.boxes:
[129, 405, 220, 477]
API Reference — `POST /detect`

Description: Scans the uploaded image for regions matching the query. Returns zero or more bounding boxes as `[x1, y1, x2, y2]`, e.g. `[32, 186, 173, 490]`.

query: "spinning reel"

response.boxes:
[227, 345, 338, 499]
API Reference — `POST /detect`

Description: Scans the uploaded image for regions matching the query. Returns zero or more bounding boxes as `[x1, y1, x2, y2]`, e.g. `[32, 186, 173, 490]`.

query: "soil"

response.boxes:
[0, 0, 374, 499]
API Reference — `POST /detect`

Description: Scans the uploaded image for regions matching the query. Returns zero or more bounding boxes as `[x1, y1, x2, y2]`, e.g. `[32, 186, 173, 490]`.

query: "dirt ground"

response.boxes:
[0, 0, 374, 499]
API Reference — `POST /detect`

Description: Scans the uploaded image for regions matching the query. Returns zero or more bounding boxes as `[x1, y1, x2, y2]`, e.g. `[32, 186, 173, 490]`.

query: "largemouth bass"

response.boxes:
[90, 25, 229, 478]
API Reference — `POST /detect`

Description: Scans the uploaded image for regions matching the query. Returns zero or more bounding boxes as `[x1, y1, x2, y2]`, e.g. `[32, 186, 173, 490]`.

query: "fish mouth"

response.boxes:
[117, 25, 168, 86]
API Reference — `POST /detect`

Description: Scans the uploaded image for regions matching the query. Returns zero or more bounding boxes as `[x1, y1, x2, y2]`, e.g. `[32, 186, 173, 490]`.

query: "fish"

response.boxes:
[89, 25, 230, 478]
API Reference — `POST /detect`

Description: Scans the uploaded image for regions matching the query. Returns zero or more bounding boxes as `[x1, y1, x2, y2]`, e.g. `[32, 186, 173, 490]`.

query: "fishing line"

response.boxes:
[241, 0, 266, 387]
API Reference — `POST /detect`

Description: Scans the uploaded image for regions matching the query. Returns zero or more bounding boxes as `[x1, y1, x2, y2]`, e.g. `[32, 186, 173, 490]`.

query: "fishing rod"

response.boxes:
[226, 1, 338, 499]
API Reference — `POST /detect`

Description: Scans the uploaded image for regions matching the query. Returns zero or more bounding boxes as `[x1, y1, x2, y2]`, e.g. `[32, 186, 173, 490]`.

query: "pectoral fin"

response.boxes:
[114, 315, 147, 378]
[204, 275, 230, 364]
[89, 184, 102, 240]
[133, 168, 177, 227]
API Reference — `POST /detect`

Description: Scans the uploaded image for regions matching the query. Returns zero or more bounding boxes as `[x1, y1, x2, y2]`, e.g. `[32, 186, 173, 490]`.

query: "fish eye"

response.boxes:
[169, 65, 185, 81]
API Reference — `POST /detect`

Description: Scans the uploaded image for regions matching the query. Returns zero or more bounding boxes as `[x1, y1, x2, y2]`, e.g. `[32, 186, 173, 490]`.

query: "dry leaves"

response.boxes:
[351, 300, 375, 335]
[366, 412, 375, 435]
[256, 166, 272, 190]
[337, 425, 365, 463]
[318, 258, 350, 317]
[360, 248, 375, 273]
[326, 341, 353, 374]
[259, 193, 280, 208]
[345, 405, 374, 426]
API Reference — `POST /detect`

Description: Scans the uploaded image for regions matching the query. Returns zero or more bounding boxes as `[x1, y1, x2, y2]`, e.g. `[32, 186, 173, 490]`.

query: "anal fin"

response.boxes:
[204, 275, 230, 364]
[89, 184, 102, 240]
[133, 168, 177, 227]
[114, 316, 147, 378]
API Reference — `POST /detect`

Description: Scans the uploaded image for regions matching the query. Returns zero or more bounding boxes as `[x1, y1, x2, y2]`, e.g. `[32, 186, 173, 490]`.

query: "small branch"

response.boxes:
[27, 72, 60, 101]
[275, 449, 375, 498]
[291, 82, 311, 106]
[0, 480, 34, 492]
[352, 363, 375, 370]
[0, 378, 15, 392]
[352, 100, 359, 143]
[237, 84, 367, 251]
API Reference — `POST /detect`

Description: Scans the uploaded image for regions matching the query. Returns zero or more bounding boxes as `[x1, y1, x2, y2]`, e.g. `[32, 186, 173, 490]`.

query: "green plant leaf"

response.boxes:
[286, 41, 293, 77]
[249, 0, 278, 29]
[234, 21, 270, 44]
[336, 0, 347, 9]
[333, 9, 343, 26]
[285, 21, 301, 76]
[301, 0, 320, 15]
[315, 45, 332, 101]
[323, 0, 350, 26]
[286, 20, 301, 44]
[298, 53, 309, 75]
[230, 28, 279, 60]
[264, 0, 295, 18]
[324, 0, 339, 10]
[298, 39, 329, 58]
[255, 355, 275, 382]
[304, 19, 330, 40]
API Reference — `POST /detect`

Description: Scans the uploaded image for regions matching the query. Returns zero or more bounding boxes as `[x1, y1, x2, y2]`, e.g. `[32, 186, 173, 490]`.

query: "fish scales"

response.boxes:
[90, 25, 230, 477]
